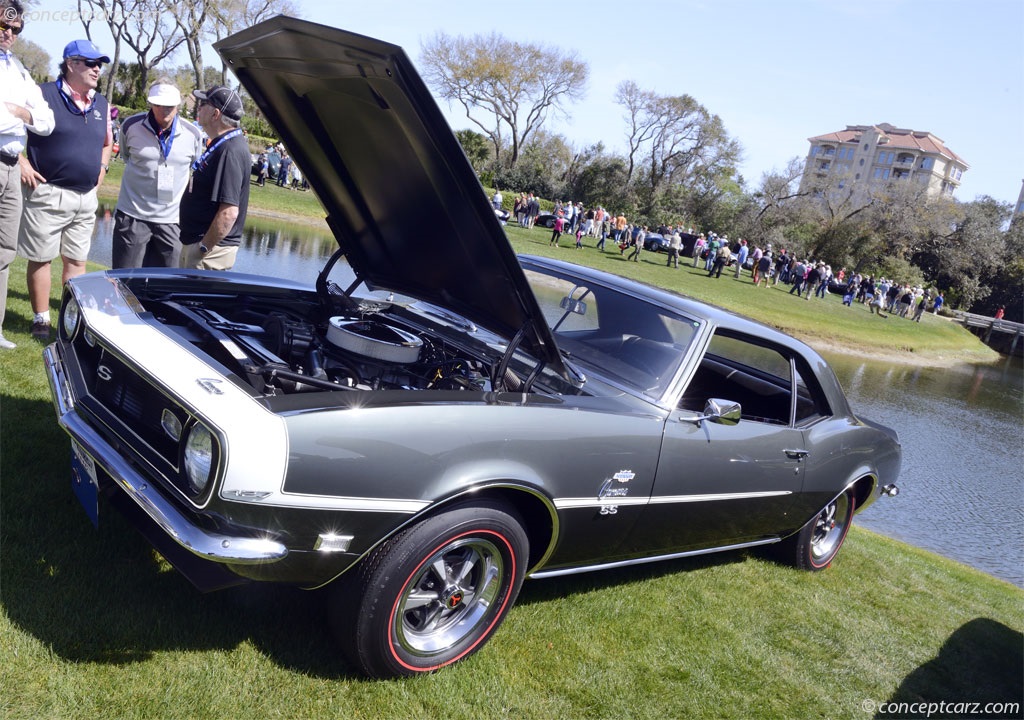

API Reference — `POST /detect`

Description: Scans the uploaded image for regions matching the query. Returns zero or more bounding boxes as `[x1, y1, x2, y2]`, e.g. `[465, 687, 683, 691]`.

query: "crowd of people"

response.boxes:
[0, 0, 252, 349]
[499, 191, 949, 323]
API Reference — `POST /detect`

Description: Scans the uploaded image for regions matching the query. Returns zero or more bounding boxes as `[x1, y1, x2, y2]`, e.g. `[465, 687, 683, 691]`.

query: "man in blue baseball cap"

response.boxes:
[18, 37, 112, 339]
[61, 38, 111, 64]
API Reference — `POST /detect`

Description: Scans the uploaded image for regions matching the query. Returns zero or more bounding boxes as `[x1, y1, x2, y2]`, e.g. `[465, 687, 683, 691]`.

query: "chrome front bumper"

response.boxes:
[43, 344, 288, 565]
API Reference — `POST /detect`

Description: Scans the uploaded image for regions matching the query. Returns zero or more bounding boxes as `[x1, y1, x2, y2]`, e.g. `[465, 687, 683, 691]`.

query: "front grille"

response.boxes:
[70, 332, 195, 496]
[89, 349, 185, 466]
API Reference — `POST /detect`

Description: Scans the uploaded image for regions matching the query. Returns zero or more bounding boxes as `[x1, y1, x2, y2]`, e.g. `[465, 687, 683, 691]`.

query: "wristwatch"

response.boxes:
[100, 164, 109, 171]
[199, 244, 209, 254]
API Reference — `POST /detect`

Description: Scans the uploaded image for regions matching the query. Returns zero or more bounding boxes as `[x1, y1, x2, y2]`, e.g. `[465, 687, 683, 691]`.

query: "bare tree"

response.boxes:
[77, 0, 127, 97]
[166, 0, 212, 91]
[210, 0, 298, 84]
[80, 0, 185, 102]
[615, 82, 740, 219]
[420, 32, 588, 168]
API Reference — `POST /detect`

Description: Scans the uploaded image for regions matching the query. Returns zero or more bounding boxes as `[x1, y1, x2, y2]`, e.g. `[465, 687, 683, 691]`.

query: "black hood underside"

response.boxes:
[214, 16, 565, 376]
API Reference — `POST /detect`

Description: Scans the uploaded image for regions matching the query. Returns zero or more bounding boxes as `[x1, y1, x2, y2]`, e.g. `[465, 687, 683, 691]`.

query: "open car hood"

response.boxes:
[215, 17, 565, 376]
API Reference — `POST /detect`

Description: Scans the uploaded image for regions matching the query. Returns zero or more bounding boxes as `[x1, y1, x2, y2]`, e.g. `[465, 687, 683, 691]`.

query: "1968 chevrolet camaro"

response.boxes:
[43, 17, 900, 678]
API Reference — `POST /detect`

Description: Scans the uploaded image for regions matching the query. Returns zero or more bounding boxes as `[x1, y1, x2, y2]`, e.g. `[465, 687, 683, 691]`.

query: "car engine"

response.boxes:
[146, 293, 494, 396]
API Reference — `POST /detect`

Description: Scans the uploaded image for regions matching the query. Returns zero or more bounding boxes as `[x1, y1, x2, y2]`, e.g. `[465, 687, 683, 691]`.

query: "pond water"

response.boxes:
[85, 210, 1024, 587]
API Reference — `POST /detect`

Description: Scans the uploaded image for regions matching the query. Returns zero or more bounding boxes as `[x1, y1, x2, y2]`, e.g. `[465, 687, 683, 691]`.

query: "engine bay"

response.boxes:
[147, 292, 497, 396]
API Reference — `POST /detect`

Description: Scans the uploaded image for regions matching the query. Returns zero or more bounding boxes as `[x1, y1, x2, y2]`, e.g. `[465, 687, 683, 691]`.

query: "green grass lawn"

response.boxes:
[1, 257, 1021, 719]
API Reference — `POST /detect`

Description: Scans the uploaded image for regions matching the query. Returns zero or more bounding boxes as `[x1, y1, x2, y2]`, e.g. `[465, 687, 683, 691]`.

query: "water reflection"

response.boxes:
[824, 352, 1024, 587]
[90, 203, 342, 282]
[85, 209, 1024, 586]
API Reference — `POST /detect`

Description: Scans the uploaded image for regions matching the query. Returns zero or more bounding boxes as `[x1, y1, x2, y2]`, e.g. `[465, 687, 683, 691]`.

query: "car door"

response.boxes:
[623, 331, 817, 555]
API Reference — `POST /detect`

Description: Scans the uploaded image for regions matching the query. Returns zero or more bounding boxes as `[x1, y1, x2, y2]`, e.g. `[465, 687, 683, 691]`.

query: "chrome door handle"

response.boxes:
[784, 449, 809, 460]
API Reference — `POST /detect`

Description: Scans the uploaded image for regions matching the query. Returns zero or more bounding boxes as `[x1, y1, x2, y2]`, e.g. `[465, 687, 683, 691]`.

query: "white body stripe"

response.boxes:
[554, 490, 791, 510]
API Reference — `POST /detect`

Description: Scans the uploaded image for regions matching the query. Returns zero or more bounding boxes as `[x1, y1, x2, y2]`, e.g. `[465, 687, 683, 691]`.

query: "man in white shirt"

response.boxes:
[0, 0, 54, 348]
[112, 80, 201, 267]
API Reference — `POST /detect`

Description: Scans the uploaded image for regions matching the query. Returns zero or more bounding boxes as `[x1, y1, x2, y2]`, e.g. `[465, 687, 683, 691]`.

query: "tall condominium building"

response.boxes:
[800, 123, 969, 201]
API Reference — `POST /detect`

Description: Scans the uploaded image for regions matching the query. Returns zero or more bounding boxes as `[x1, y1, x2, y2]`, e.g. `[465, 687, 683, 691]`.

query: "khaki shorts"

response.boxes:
[180, 242, 238, 271]
[17, 183, 98, 263]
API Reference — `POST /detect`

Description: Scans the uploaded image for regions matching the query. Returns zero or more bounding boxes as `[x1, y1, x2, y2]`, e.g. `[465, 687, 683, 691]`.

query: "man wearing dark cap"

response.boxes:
[19, 38, 111, 340]
[179, 85, 250, 271]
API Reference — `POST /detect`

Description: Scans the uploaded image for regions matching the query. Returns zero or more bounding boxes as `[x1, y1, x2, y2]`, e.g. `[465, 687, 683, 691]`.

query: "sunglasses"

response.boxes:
[0, 21, 24, 35]
[72, 57, 104, 69]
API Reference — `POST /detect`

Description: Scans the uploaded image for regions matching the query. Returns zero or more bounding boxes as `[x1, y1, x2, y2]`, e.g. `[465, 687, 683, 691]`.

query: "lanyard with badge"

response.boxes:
[188, 128, 242, 193]
[146, 113, 179, 202]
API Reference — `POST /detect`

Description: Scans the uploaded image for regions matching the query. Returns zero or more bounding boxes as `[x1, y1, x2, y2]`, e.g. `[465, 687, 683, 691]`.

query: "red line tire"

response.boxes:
[331, 500, 528, 677]
[777, 488, 856, 571]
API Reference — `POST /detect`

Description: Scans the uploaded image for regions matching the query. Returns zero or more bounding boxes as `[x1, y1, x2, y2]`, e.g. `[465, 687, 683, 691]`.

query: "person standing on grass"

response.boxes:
[0, 0, 54, 349]
[178, 86, 249, 271]
[18, 38, 111, 341]
[549, 214, 564, 247]
[666, 228, 682, 269]
[111, 80, 201, 268]
[756, 250, 773, 288]
[708, 241, 731, 278]
[733, 238, 748, 279]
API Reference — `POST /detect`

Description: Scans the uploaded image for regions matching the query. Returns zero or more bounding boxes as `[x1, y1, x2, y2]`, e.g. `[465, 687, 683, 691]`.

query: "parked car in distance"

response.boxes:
[535, 212, 560, 229]
[642, 232, 666, 252]
[252, 149, 282, 179]
[43, 17, 901, 680]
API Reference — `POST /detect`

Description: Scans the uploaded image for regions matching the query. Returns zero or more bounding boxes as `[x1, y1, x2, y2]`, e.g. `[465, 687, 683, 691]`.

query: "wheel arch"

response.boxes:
[846, 472, 879, 515]
[420, 483, 559, 574]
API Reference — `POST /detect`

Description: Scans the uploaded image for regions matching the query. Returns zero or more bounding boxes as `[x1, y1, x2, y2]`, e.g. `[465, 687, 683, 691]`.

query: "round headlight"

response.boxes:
[184, 424, 215, 495]
[63, 295, 81, 339]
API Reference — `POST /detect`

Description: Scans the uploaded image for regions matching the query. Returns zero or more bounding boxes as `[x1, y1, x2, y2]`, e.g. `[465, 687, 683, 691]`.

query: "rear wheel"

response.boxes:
[778, 489, 856, 570]
[331, 501, 528, 677]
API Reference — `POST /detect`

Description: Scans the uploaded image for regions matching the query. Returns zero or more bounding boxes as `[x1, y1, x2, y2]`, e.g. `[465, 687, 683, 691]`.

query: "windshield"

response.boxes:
[524, 267, 699, 397]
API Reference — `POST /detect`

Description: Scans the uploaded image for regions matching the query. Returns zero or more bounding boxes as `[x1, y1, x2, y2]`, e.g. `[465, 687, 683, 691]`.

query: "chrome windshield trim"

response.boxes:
[44, 345, 289, 566]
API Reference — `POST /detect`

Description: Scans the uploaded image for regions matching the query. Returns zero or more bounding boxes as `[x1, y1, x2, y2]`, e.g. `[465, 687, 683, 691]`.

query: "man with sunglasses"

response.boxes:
[179, 86, 249, 271]
[0, 0, 54, 349]
[18, 38, 112, 340]
[111, 79, 201, 268]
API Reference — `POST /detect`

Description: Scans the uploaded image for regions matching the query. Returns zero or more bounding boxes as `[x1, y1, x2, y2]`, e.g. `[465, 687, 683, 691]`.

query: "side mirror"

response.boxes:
[692, 398, 741, 426]
[559, 297, 587, 315]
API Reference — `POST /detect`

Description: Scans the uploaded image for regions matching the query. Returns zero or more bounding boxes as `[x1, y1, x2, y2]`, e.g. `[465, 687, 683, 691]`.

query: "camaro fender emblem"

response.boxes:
[599, 470, 636, 497]
[196, 378, 225, 395]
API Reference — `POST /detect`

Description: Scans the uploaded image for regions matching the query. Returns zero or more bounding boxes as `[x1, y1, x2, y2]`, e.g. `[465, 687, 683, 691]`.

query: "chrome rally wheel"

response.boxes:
[332, 500, 528, 678]
[777, 488, 856, 571]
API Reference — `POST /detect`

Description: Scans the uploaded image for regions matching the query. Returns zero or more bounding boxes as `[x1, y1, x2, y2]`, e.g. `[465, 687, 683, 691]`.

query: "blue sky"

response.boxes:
[22, 0, 1024, 205]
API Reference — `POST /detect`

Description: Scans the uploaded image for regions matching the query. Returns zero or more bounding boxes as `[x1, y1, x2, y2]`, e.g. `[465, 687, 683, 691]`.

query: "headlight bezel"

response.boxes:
[183, 422, 220, 498]
[61, 294, 82, 341]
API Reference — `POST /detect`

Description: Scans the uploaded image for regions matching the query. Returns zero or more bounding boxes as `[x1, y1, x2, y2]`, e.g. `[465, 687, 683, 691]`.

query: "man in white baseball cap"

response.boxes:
[111, 78, 202, 267]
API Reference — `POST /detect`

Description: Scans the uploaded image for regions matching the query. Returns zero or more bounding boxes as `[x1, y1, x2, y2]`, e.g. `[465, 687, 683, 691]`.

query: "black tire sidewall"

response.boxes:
[340, 501, 527, 677]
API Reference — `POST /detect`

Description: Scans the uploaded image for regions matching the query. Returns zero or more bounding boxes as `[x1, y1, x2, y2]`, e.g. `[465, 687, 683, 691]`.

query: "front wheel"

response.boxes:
[331, 500, 528, 678]
[777, 489, 856, 571]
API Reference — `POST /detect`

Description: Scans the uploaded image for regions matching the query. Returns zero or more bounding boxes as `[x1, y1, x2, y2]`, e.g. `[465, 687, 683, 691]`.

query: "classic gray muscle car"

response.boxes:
[43, 17, 900, 678]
